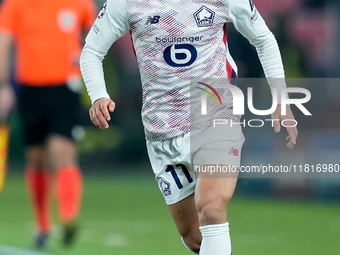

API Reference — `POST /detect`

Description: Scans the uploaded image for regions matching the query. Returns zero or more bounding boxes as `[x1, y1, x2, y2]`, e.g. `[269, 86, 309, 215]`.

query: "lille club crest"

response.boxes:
[193, 6, 215, 27]
[159, 178, 171, 196]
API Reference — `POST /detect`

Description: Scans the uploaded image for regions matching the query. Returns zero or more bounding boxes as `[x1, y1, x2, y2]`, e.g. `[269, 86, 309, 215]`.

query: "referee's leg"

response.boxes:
[47, 135, 82, 246]
[25, 145, 51, 248]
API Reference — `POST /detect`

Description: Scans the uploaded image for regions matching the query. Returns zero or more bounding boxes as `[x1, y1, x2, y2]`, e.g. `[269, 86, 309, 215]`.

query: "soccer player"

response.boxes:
[80, 0, 298, 254]
[0, 0, 96, 249]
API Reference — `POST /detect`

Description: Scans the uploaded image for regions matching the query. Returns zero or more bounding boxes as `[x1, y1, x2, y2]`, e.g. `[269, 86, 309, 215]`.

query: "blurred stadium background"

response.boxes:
[1, 0, 340, 254]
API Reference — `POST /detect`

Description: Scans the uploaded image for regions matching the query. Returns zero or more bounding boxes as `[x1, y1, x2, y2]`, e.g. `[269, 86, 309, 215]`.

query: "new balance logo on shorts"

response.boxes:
[228, 147, 239, 156]
[145, 15, 161, 25]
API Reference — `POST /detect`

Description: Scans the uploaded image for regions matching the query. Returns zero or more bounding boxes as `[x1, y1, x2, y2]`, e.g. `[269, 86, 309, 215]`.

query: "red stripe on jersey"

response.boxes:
[223, 24, 233, 83]
[129, 31, 137, 57]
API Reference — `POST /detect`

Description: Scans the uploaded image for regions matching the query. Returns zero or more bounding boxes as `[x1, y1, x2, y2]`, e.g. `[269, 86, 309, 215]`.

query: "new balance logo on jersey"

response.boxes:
[145, 15, 161, 25]
[228, 147, 239, 156]
[193, 6, 215, 27]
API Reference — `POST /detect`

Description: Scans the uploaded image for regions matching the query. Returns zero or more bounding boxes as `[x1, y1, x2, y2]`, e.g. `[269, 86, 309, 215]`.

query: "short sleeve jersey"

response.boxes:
[83, 0, 282, 141]
[0, 0, 97, 85]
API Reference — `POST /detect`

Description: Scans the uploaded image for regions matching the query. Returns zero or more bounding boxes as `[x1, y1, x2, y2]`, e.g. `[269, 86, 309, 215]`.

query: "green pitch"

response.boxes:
[0, 173, 339, 255]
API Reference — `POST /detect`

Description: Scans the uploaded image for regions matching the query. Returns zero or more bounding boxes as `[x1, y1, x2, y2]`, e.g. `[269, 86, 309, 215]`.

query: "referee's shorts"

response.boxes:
[17, 83, 83, 146]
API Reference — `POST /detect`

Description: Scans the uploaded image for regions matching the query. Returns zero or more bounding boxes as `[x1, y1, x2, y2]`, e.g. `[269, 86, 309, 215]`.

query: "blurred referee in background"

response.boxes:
[0, 0, 96, 249]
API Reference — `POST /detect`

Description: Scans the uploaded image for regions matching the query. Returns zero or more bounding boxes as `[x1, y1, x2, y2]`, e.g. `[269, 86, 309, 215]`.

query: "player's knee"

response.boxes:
[181, 234, 201, 254]
[196, 198, 229, 225]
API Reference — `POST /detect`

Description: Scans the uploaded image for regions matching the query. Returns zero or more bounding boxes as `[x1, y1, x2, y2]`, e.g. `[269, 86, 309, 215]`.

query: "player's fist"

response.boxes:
[89, 97, 115, 129]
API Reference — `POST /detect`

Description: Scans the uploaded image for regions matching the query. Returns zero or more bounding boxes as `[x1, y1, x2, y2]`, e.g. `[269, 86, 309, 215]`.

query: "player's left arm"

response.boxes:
[228, 0, 298, 149]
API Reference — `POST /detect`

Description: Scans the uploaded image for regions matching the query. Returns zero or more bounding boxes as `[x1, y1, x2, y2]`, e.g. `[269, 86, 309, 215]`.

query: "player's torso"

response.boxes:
[123, 0, 232, 141]
[127, 0, 229, 79]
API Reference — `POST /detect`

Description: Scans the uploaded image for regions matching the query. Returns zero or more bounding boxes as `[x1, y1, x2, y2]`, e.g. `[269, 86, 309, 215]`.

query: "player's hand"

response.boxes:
[89, 97, 115, 129]
[271, 104, 298, 149]
[0, 84, 15, 123]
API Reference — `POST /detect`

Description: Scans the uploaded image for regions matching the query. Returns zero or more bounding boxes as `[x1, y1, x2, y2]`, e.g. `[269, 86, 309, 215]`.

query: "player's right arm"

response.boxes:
[79, 0, 130, 129]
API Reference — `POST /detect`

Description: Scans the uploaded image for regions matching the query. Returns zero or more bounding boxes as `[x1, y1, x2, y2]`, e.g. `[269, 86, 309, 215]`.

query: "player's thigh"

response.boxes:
[191, 125, 243, 224]
[195, 174, 238, 225]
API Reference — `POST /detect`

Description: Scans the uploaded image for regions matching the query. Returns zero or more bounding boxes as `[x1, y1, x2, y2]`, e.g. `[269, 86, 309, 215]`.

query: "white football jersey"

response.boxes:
[81, 0, 285, 141]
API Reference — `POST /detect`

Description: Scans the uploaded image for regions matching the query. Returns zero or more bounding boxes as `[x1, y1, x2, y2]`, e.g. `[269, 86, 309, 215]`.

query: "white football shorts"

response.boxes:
[146, 124, 245, 205]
